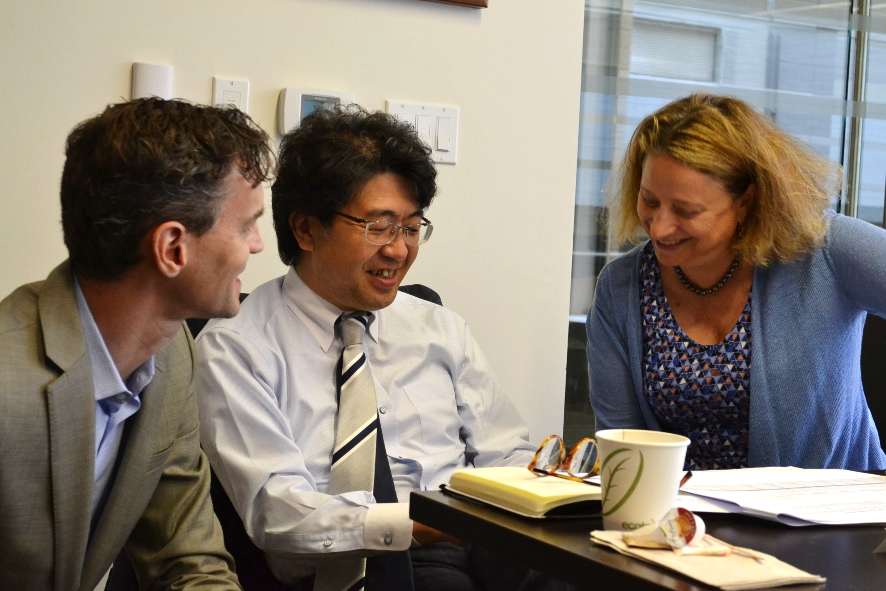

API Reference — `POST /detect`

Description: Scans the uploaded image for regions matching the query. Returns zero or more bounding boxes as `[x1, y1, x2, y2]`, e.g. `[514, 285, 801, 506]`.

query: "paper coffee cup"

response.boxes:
[596, 429, 690, 532]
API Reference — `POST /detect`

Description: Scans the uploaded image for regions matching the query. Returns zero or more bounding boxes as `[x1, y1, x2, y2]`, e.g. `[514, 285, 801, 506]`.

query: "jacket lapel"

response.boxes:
[39, 262, 96, 590]
[82, 333, 185, 586]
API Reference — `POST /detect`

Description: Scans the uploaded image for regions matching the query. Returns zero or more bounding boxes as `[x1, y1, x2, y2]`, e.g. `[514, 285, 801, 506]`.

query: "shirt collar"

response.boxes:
[282, 266, 380, 353]
[73, 276, 156, 403]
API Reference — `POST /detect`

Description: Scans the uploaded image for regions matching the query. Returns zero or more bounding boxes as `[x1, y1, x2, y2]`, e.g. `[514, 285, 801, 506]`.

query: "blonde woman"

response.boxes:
[587, 93, 886, 470]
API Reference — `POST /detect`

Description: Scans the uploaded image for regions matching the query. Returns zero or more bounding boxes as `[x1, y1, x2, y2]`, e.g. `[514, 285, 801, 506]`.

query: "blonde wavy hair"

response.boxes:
[608, 93, 842, 266]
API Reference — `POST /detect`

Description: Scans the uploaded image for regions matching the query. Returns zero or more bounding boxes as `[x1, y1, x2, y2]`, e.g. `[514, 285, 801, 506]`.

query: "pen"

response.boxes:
[679, 471, 693, 489]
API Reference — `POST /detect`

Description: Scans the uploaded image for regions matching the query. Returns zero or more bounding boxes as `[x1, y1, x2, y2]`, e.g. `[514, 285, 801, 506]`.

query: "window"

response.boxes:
[564, 0, 886, 442]
[631, 19, 719, 82]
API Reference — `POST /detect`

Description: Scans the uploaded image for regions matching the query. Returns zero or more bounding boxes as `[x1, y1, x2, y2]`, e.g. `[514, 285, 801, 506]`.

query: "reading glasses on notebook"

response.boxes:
[528, 434, 600, 485]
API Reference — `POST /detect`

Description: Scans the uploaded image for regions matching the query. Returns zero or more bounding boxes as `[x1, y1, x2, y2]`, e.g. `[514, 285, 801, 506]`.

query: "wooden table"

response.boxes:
[410, 490, 886, 590]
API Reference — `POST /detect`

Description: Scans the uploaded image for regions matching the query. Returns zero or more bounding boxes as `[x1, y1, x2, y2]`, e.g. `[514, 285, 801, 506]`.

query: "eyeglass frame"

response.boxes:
[333, 211, 433, 246]
[527, 434, 600, 486]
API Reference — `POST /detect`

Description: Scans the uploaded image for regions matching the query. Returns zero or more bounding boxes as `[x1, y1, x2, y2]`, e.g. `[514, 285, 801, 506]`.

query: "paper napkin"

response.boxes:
[590, 530, 826, 590]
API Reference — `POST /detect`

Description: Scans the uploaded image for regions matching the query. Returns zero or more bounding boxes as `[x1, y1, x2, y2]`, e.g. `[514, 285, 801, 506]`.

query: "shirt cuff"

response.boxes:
[364, 502, 412, 551]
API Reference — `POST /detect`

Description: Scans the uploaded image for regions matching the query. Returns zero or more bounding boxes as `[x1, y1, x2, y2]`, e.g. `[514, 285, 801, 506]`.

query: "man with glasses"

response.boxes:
[195, 106, 562, 591]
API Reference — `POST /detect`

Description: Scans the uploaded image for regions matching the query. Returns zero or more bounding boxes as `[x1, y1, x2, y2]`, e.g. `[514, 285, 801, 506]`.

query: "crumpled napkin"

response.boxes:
[590, 530, 826, 591]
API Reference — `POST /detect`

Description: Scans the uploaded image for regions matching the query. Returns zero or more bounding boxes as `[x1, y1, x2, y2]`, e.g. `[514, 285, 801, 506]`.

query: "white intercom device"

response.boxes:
[277, 88, 355, 134]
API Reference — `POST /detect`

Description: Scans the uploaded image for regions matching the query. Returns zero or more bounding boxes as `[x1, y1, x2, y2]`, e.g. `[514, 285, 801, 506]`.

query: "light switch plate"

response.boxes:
[212, 77, 249, 112]
[386, 100, 459, 164]
[131, 63, 173, 100]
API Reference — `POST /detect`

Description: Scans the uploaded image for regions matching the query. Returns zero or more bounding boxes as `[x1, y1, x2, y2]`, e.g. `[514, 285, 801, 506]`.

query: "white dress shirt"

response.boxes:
[195, 267, 534, 581]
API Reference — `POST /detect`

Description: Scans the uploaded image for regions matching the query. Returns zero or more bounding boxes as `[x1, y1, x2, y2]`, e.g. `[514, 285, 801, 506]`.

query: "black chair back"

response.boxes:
[860, 314, 886, 451]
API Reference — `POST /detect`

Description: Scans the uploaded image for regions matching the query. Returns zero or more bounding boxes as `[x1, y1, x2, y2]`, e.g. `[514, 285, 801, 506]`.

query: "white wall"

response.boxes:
[0, 0, 584, 443]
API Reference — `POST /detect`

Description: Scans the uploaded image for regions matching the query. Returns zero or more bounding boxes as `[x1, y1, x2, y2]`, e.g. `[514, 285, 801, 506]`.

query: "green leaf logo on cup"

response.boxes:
[595, 429, 689, 532]
[600, 448, 644, 517]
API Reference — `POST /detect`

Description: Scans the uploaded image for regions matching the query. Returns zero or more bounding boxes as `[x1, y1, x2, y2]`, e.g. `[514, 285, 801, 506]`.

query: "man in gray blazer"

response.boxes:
[0, 98, 273, 590]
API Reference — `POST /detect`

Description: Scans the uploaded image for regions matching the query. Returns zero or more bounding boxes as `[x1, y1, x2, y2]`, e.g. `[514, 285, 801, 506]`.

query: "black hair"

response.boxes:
[271, 105, 437, 265]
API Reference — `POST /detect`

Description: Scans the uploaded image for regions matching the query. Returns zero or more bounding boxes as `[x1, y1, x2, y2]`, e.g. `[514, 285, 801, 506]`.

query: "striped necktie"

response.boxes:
[315, 312, 378, 591]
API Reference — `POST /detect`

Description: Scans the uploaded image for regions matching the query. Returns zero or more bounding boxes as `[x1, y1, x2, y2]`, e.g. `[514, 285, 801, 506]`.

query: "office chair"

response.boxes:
[396, 283, 442, 306]
[860, 313, 886, 452]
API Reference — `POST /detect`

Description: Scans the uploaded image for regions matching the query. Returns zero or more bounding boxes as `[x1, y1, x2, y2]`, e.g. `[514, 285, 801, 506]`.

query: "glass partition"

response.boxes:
[565, 0, 886, 442]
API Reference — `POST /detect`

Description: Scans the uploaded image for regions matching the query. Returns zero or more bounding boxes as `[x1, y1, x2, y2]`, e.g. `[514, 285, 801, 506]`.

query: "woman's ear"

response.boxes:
[737, 183, 756, 219]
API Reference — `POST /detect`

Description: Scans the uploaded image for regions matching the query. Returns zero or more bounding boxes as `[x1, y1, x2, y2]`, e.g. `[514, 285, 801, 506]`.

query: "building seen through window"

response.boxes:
[565, 0, 886, 442]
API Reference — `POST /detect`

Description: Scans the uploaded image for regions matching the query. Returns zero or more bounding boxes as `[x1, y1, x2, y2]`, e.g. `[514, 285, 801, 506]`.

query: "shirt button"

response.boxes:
[384, 533, 393, 545]
[323, 539, 333, 548]
[379, 406, 387, 414]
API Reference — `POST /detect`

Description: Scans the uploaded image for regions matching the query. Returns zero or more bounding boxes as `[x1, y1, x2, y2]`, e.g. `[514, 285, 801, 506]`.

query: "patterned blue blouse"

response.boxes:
[640, 244, 752, 470]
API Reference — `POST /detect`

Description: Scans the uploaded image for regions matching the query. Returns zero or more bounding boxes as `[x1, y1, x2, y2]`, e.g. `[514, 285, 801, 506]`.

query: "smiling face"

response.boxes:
[182, 170, 265, 319]
[637, 154, 753, 274]
[292, 172, 422, 312]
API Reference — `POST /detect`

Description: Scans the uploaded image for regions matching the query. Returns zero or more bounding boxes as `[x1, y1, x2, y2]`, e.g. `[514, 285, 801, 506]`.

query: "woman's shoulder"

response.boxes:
[598, 242, 648, 282]
[825, 209, 885, 239]
[760, 211, 886, 290]
[816, 210, 886, 266]
[592, 242, 648, 308]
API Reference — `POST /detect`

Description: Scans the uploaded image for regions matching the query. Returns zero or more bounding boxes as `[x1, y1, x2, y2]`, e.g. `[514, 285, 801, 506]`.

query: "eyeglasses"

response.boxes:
[527, 434, 600, 485]
[334, 211, 434, 246]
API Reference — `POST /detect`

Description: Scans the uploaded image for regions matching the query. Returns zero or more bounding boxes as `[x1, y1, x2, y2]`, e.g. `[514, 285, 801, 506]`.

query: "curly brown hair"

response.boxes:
[61, 97, 274, 281]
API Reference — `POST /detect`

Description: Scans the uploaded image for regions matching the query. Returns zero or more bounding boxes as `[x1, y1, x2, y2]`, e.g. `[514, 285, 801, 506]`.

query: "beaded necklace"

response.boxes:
[673, 258, 740, 296]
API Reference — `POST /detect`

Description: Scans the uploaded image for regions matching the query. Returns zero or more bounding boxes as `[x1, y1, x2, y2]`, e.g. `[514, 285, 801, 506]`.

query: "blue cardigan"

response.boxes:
[586, 212, 886, 470]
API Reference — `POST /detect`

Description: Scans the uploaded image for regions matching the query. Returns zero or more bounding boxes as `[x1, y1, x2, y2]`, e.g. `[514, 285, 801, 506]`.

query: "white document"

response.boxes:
[679, 466, 886, 526]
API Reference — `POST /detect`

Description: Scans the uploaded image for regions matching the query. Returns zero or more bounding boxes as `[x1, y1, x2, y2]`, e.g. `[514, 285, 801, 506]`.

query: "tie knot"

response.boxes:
[337, 311, 372, 347]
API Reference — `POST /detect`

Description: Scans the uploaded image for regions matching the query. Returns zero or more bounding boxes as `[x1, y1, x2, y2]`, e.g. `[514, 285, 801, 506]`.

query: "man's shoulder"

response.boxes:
[389, 289, 457, 319]
[0, 270, 71, 390]
[380, 291, 468, 342]
[1, 262, 76, 335]
[0, 282, 46, 383]
[0, 280, 42, 335]
[0, 263, 70, 342]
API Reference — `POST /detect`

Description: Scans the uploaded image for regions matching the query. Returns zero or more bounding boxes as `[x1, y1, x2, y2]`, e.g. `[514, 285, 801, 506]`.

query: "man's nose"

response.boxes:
[379, 228, 410, 259]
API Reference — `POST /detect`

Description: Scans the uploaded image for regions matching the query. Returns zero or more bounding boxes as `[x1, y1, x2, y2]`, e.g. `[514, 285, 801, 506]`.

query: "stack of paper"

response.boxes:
[678, 466, 886, 526]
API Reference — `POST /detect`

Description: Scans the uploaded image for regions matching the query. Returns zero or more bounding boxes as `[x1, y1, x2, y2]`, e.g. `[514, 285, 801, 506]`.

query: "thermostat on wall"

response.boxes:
[277, 88, 355, 134]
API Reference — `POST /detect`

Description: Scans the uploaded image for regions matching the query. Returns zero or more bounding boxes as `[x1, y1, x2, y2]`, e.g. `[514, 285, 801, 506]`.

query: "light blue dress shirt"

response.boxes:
[74, 279, 152, 523]
[195, 267, 534, 581]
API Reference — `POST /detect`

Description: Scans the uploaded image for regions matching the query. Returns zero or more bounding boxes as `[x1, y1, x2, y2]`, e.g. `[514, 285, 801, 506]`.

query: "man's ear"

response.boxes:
[151, 221, 188, 277]
[290, 212, 316, 253]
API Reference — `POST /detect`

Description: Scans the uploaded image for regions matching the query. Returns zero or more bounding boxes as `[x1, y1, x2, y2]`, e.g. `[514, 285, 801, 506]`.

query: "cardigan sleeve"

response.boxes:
[586, 252, 650, 432]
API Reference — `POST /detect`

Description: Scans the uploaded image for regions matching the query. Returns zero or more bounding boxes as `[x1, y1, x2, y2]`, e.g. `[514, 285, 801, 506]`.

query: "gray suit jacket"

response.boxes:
[0, 261, 239, 590]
